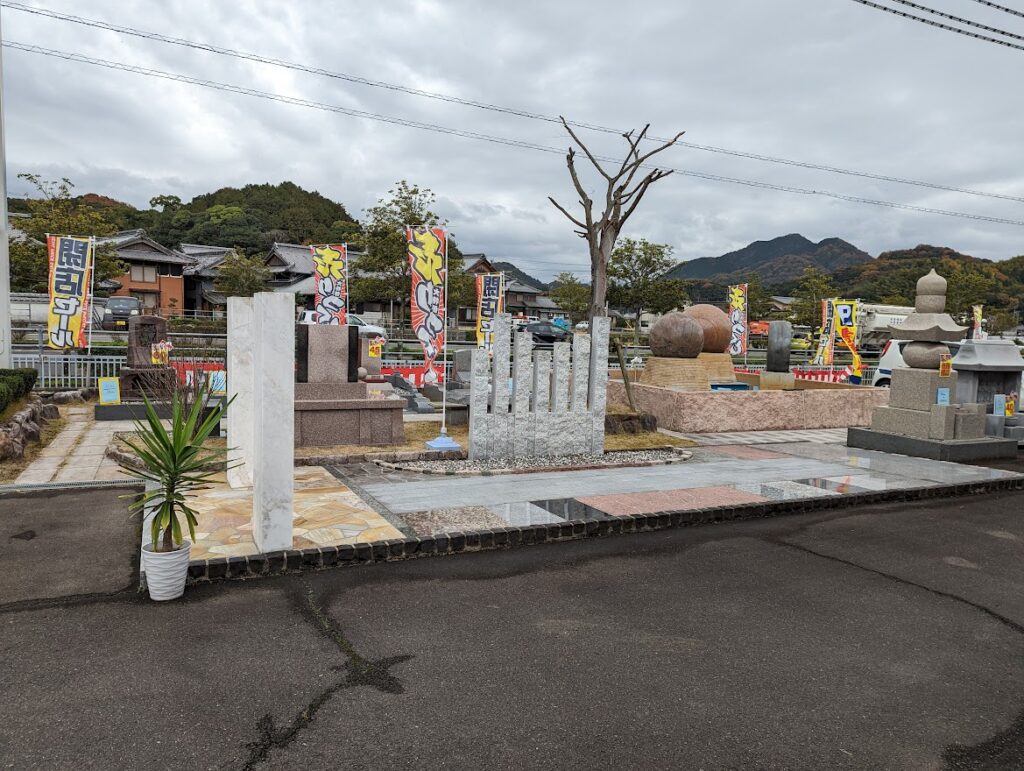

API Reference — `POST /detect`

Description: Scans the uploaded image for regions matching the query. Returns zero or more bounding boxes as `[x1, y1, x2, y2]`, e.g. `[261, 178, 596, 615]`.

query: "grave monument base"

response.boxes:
[846, 427, 1017, 462]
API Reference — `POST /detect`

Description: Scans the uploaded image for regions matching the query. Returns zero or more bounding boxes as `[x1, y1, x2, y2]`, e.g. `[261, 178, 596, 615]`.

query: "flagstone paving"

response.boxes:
[188, 466, 404, 560]
[664, 428, 849, 446]
[350, 442, 1020, 535]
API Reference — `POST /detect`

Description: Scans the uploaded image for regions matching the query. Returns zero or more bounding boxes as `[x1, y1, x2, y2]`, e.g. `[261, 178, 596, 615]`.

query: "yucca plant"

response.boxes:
[119, 384, 233, 553]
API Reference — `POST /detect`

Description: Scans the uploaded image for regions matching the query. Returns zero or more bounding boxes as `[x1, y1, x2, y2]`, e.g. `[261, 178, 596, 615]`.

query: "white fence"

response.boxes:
[13, 354, 127, 390]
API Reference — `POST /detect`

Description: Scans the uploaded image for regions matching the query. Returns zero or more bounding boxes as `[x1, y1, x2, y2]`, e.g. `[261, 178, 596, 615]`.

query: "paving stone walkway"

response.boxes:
[15, 406, 133, 485]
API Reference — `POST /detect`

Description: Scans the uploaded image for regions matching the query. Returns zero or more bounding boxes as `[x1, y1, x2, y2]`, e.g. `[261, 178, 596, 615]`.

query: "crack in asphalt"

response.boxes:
[763, 534, 1024, 770]
[239, 579, 413, 770]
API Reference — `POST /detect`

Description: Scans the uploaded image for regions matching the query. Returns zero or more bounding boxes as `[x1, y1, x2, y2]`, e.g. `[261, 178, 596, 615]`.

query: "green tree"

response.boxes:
[791, 267, 838, 329]
[549, 272, 591, 324]
[946, 270, 995, 319]
[744, 272, 774, 320]
[9, 174, 126, 292]
[607, 238, 687, 342]
[350, 180, 469, 328]
[213, 250, 271, 297]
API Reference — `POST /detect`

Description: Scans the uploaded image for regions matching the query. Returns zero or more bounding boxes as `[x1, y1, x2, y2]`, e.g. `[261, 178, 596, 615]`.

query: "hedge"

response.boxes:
[0, 368, 39, 413]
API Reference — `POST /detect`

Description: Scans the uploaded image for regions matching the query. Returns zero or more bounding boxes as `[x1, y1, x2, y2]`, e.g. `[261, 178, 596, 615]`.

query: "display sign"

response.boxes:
[311, 243, 349, 324]
[97, 377, 121, 405]
[46, 235, 94, 349]
[938, 352, 953, 377]
[727, 283, 749, 356]
[936, 387, 951, 406]
[150, 340, 173, 366]
[811, 298, 836, 366]
[207, 370, 227, 395]
[407, 225, 447, 381]
[475, 273, 504, 350]
[833, 300, 863, 384]
[368, 337, 384, 358]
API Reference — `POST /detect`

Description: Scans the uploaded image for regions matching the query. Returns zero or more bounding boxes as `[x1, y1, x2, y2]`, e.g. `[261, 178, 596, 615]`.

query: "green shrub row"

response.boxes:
[0, 368, 39, 414]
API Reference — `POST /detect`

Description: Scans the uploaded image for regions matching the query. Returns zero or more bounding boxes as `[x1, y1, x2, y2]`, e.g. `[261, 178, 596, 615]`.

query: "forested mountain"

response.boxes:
[492, 261, 550, 290]
[666, 234, 872, 286]
[11, 181, 360, 255]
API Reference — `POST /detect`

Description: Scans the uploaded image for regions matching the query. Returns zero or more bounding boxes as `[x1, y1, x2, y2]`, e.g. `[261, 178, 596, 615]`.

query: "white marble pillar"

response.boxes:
[588, 317, 611, 454]
[251, 292, 294, 552]
[226, 297, 254, 489]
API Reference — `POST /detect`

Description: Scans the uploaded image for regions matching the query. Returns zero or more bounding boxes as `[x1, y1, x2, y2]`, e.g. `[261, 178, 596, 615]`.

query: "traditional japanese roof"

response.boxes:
[181, 244, 237, 277]
[96, 230, 196, 266]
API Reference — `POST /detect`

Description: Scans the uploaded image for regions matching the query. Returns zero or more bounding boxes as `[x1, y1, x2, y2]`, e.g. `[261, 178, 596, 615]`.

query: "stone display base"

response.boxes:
[847, 427, 1017, 462]
[697, 352, 737, 383]
[294, 381, 405, 447]
[640, 357, 710, 390]
[95, 402, 222, 436]
[759, 371, 796, 391]
[119, 367, 177, 399]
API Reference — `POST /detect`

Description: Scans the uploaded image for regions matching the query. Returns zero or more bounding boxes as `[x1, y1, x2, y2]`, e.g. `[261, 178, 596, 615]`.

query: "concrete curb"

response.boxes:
[185, 476, 1024, 585]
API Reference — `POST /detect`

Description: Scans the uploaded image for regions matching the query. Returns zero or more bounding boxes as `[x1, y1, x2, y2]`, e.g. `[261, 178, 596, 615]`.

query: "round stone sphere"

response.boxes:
[682, 304, 732, 353]
[648, 312, 704, 358]
[902, 341, 949, 369]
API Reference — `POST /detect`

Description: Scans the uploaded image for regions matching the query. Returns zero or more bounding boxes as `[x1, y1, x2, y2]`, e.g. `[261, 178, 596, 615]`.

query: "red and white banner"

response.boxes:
[407, 225, 447, 381]
[310, 243, 349, 324]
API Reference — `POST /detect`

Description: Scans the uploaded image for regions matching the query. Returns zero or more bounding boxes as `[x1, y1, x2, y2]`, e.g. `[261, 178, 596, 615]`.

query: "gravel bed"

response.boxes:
[381, 448, 690, 475]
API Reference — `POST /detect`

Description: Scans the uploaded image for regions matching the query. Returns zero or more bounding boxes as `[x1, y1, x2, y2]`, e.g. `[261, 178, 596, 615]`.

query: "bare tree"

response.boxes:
[548, 118, 685, 318]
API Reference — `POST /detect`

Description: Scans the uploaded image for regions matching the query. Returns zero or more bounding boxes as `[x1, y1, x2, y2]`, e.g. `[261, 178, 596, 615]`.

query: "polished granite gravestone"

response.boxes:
[293, 324, 405, 447]
[760, 320, 796, 390]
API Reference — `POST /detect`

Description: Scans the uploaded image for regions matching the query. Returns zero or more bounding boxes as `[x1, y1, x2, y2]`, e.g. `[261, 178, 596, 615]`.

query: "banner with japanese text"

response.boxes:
[311, 244, 349, 324]
[833, 299, 864, 384]
[46, 235, 94, 349]
[475, 273, 504, 349]
[727, 283, 748, 356]
[407, 225, 447, 379]
[972, 305, 986, 340]
[811, 298, 836, 366]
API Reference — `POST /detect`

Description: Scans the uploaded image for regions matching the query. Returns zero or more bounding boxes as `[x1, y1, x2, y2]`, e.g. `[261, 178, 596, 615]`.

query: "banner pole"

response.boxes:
[440, 229, 449, 438]
[87, 236, 96, 356]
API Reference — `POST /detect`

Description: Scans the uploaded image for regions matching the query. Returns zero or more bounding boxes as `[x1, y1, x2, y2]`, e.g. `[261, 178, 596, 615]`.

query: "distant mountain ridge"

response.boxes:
[666, 233, 873, 288]
[492, 261, 550, 290]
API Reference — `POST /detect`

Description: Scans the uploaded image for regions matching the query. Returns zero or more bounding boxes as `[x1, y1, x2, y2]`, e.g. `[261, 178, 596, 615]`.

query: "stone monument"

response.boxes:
[952, 339, 1024, 442]
[293, 324, 405, 447]
[761, 320, 795, 390]
[848, 270, 1016, 461]
[468, 314, 610, 460]
[640, 304, 736, 390]
[118, 315, 177, 398]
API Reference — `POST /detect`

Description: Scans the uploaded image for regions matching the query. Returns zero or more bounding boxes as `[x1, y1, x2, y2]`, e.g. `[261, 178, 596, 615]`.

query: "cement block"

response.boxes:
[955, 409, 986, 440]
[984, 414, 1005, 438]
[871, 405, 932, 439]
[928, 404, 956, 440]
[847, 427, 1018, 462]
[889, 368, 957, 411]
[1004, 425, 1024, 441]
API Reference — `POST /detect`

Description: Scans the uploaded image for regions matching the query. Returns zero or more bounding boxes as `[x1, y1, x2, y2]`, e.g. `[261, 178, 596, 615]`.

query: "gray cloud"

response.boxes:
[3, 0, 1022, 280]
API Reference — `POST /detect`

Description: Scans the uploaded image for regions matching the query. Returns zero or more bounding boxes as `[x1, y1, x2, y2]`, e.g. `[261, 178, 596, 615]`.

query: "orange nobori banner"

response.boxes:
[310, 243, 349, 324]
[407, 225, 447, 378]
[46, 235, 94, 349]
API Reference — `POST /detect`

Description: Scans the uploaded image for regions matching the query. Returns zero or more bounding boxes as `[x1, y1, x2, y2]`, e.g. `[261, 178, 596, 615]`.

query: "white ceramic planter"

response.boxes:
[141, 540, 192, 601]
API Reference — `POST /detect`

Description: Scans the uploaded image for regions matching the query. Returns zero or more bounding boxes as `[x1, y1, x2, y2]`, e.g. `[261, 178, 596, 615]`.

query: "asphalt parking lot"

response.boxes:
[1, 487, 1022, 769]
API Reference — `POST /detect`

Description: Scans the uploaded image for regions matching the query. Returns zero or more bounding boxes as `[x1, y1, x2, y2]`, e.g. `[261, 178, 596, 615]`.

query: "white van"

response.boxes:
[872, 339, 962, 387]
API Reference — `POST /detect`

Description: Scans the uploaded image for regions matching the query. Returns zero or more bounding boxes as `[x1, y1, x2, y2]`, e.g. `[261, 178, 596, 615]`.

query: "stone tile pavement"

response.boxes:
[14, 405, 135, 485]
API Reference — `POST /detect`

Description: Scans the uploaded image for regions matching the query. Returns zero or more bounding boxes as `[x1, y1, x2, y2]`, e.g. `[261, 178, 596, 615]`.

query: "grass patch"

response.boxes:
[0, 415, 67, 484]
[605, 431, 694, 450]
[0, 395, 33, 425]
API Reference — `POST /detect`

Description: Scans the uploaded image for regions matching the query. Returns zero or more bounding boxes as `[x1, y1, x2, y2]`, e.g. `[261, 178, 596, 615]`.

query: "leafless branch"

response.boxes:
[559, 116, 612, 181]
[547, 196, 587, 230]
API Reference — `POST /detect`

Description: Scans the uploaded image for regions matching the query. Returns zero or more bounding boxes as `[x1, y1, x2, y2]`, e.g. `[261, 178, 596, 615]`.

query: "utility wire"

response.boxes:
[5, 40, 1024, 229]
[3, 2, 1023, 205]
[884, 0, 1024, 40]
[970, 0, 1024, 20]
[846, 0, 1024, 51]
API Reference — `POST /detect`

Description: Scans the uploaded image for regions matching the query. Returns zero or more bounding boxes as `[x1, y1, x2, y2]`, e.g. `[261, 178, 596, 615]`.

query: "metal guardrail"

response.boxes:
[13, 353, 128, 390]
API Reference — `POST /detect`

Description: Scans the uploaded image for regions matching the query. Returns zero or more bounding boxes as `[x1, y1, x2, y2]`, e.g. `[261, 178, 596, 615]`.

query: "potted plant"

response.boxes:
[119, 384, 231, 601]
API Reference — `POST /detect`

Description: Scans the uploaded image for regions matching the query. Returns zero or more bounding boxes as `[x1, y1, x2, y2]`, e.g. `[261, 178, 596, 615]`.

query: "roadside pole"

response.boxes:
[0, 10, 13, 368]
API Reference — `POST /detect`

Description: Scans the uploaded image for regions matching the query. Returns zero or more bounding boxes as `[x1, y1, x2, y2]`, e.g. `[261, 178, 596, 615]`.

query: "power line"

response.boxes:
[970, 0, 1024, 20]
[885, 0, 1024, 40]
[3, 2, 1024, 205]
[846, 0, 1024, 51]
[5, 40, 1024, 229]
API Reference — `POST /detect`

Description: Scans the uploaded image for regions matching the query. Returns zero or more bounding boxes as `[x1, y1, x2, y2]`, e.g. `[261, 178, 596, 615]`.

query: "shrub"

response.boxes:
[0, 369, 37, 410]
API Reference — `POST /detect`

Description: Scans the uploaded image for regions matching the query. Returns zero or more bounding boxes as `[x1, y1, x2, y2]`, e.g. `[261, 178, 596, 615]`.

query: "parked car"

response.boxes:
[872, 339, 963, 387]
[297, 310, 388, 342]
[102, 296, 142, 329]
[522, 321, 572, 345]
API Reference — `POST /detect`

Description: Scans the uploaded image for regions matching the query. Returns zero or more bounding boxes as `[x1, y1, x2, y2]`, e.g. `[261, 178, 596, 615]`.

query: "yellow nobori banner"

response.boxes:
[47, 235, 94, 349]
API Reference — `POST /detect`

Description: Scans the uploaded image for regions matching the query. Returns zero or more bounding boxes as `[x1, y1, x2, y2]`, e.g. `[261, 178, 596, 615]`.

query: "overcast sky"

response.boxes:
[2, 0, 1023, 279]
